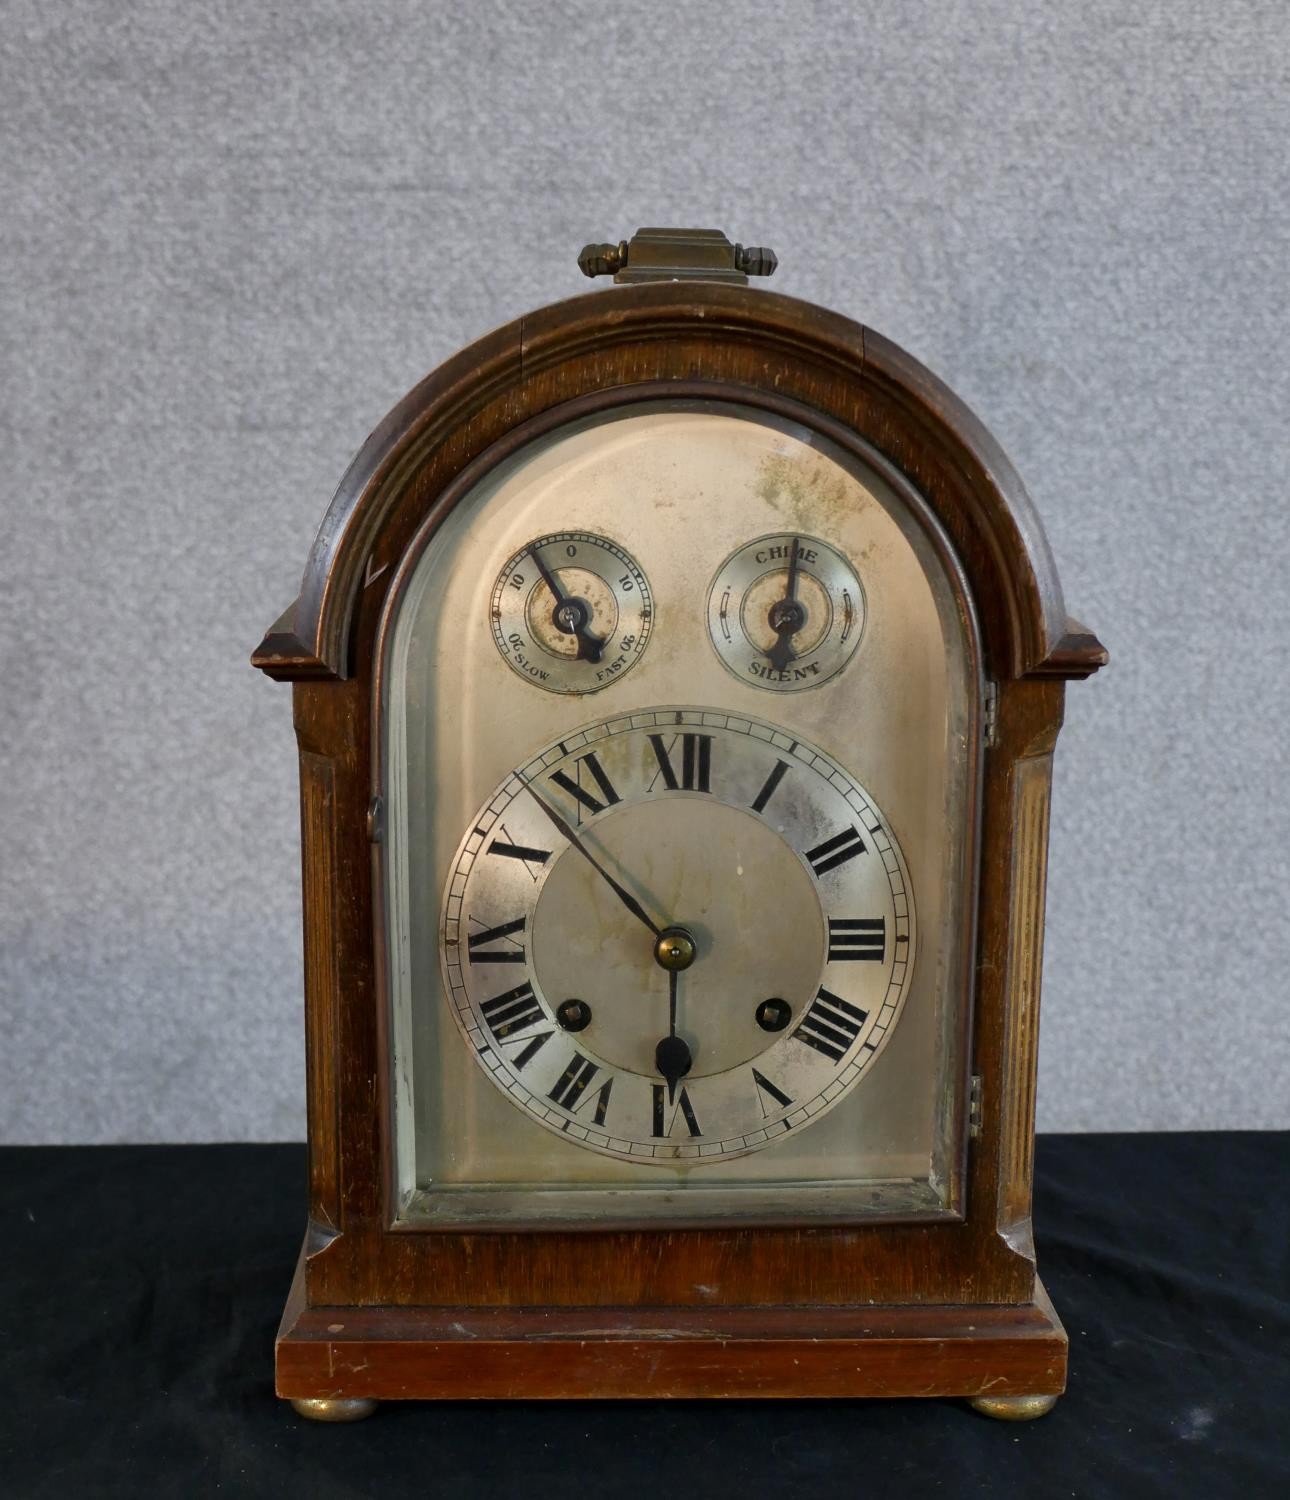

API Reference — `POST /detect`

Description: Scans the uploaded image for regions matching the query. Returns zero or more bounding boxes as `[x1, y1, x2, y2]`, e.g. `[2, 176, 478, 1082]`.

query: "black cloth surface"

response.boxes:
[2, 1134, 1287, 1497]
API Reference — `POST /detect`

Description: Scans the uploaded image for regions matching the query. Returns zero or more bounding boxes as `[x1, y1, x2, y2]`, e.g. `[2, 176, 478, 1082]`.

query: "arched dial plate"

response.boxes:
[491, 531, 653, 694]
[441, 707, 916, 1164]
[707, 532, 866, 692]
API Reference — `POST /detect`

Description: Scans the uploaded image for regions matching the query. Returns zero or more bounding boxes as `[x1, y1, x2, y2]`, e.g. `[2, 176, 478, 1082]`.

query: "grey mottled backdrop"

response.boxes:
[2, 2, 1287, 1142]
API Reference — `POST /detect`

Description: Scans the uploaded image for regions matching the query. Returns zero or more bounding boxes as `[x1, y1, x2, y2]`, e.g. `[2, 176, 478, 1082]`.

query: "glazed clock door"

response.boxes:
[378, 398, 982, 1228]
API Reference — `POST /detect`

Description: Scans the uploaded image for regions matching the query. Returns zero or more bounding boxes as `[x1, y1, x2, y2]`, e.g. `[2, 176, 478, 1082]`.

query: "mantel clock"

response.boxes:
[253, 227, 1106, 1422]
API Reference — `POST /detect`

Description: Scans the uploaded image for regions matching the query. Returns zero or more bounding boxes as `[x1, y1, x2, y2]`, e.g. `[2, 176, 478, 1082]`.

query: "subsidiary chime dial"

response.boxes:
[441, 708, 916, 1163]
[491, 531, 653, 694]
[707, 532, 866, 691]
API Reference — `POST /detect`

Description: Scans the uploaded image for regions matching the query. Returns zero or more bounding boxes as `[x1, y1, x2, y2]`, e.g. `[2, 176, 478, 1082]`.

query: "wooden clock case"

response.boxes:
[253, 274, 1106, 1419]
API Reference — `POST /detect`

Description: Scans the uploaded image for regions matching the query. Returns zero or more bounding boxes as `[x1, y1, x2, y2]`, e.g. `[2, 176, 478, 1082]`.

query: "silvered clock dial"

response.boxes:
[442, 709, 915, 1163]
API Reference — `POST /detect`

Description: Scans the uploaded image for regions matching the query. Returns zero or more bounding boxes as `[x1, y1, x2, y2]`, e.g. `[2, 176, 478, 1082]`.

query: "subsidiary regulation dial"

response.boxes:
[707, 533, 866, 692]
[491, 532, 653, 694]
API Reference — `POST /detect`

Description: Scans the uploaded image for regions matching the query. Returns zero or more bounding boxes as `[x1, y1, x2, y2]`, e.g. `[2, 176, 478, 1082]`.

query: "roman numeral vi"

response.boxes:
[652, 1084, 702, 1138]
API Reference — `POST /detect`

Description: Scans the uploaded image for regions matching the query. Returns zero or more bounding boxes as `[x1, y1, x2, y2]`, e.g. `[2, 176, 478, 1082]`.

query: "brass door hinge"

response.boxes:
[983, 680, 998, 748]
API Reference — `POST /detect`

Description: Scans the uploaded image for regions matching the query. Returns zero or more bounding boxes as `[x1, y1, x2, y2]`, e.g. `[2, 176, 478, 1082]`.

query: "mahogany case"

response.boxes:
[254, 281, 1106, 1404]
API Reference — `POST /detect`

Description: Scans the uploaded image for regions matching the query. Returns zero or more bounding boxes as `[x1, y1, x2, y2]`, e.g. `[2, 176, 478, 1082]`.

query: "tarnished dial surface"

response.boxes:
[491, 531, 653, 694]
[441, 707, 916, 1163]
[707, 532, 866, 692]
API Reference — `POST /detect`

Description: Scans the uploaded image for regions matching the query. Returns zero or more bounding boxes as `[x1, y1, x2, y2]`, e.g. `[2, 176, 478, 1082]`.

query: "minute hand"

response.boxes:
[529, 543, 606, 664]
[519, 773, 661, 938]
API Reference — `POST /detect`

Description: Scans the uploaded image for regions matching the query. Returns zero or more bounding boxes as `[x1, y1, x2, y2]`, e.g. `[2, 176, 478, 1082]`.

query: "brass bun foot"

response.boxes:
[969, 1392, 1059, 1422]
[289, 1396, 378, 1423]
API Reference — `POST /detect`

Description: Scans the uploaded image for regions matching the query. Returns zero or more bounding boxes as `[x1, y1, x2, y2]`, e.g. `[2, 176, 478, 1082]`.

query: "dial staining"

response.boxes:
[440, 708, 917, 1165]
[750, 758, 791, 814]
[491, 532, 653, 695]
[805, 825, 867, 877]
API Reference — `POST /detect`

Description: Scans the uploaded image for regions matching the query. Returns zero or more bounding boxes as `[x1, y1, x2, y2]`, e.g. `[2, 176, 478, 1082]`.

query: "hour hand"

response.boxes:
[655, 1033, 692, 1104]
[654, 935, 696, 1101]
